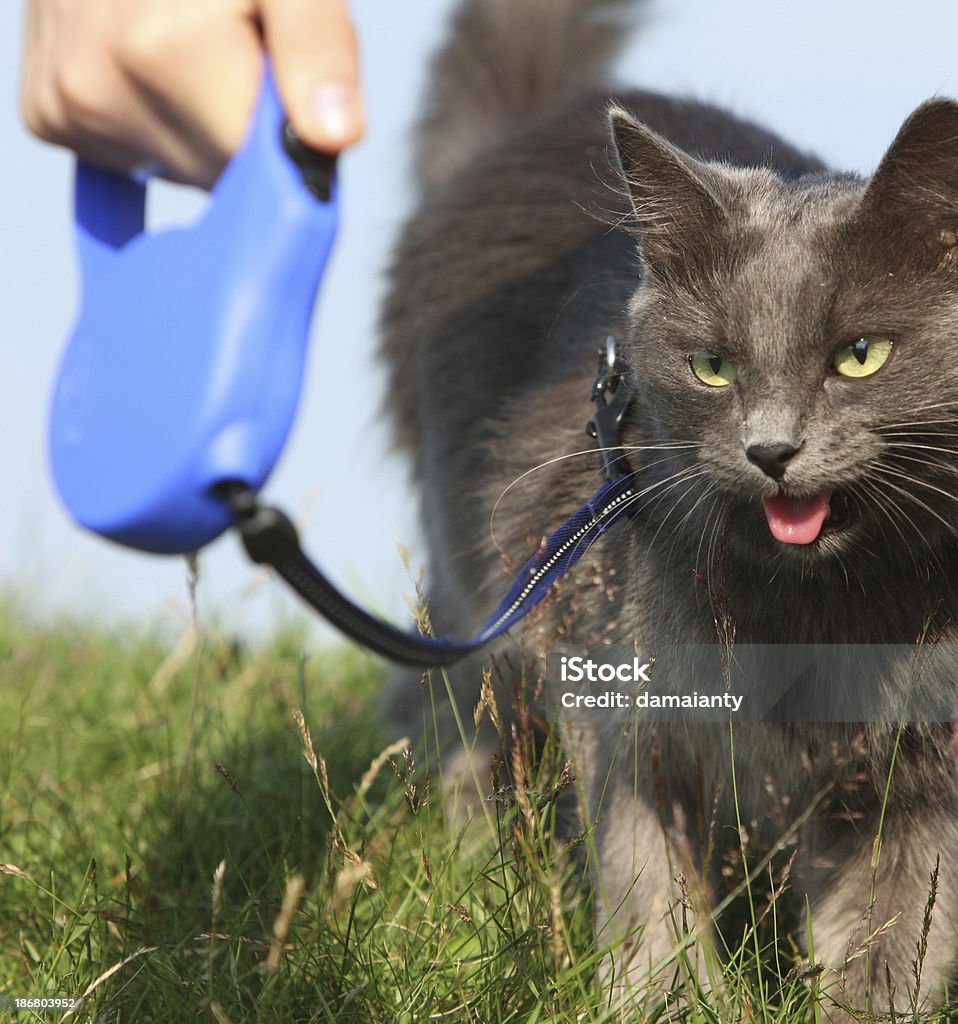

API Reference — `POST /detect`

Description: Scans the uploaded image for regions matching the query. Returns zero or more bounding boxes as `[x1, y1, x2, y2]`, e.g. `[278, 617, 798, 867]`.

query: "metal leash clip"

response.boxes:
[586, 335, 635, 481]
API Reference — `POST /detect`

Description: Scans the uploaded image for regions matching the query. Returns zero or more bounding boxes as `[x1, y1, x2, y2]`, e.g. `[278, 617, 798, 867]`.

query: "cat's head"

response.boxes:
[609, 99, 958, 575]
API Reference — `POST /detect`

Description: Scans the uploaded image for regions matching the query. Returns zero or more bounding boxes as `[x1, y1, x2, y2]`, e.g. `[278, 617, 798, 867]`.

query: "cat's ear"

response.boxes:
[861, 99, 958, 247]
[609, 106, 728, 281]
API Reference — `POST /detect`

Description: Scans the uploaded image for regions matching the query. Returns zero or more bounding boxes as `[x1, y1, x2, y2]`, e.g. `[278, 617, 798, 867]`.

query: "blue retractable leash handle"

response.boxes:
[49, 69, 637, 668]
[50, 69, 336, 554]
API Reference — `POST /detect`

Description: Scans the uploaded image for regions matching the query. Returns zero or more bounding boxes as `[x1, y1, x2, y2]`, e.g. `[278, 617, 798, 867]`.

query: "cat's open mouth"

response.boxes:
[762, 488, 856, 545]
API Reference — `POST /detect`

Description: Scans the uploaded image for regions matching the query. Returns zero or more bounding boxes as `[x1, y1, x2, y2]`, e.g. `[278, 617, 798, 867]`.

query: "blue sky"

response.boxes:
[3, 0, 956, 642]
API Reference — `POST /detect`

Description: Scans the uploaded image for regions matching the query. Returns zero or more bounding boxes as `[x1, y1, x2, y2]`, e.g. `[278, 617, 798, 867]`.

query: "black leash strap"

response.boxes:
[216, 482, 473, 667]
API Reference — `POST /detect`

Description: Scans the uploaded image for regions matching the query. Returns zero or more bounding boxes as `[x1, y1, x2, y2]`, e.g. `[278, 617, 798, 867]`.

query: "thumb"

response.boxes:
[259, 0, 365, 154]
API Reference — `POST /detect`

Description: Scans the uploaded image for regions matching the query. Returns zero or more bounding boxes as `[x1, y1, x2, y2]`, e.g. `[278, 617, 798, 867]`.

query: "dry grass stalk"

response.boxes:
[265, 873, 306, 972]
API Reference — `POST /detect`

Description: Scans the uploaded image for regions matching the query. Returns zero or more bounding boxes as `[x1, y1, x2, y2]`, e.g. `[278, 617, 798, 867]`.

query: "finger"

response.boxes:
[21, 0, 266, 188]
[110, 3, 266, 185]
[259, 0, 365, 154]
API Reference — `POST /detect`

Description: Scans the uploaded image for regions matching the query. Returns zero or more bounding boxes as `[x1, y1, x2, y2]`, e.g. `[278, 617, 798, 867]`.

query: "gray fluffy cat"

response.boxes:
[380, 0, 958, 1016]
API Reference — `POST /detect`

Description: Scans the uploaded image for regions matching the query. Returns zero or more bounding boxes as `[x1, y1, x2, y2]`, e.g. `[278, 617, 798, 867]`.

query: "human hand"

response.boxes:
[20, 0, 364, 188]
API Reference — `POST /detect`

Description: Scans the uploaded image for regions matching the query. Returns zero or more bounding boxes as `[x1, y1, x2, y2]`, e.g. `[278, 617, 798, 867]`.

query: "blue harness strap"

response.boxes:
[49, 68, 638, 668]
[475, 473, 636, 643]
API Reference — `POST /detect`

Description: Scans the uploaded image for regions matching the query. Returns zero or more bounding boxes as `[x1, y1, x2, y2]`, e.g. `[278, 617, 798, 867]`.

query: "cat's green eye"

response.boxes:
[689, 352, 737, 387]
[832, 335, 893, 378]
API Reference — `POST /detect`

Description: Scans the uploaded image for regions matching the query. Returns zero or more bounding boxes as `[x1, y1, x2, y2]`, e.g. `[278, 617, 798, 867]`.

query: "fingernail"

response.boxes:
[311, 80, 357, 143]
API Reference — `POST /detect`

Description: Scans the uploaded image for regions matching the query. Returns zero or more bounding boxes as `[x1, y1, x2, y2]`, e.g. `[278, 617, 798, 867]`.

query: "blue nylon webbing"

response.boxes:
[474, 473, 637, 642]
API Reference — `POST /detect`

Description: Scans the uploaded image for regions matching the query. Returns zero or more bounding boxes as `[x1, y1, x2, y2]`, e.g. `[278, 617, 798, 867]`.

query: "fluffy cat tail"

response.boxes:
[414, 0, 647, 193]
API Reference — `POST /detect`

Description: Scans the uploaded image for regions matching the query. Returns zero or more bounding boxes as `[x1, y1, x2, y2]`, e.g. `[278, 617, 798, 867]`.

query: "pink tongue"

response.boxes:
[762, 490, 832, 545]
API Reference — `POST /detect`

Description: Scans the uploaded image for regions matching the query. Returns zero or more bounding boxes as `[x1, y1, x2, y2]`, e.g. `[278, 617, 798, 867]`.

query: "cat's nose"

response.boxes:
[745, 442, 800, 480]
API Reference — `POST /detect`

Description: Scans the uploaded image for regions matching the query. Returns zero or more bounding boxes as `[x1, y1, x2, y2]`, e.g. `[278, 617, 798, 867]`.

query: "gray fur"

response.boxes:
[414, 0, 643, 195]
[381, 0, 958, 1015]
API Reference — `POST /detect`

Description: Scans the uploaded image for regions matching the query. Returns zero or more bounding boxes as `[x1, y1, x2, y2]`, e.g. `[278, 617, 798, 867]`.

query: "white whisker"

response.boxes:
[881, 441, 958, 459]
[488, 440, 702, 546]
[869, 465, 958, 534]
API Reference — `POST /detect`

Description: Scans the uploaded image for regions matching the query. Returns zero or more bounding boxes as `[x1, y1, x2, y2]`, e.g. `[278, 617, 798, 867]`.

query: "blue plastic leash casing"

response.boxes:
[49, 70, 337, 554]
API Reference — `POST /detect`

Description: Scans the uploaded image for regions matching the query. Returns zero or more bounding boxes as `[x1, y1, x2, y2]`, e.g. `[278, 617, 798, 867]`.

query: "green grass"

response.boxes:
[0, 596, 945, 1023]
[0, 597, 600, 1023]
